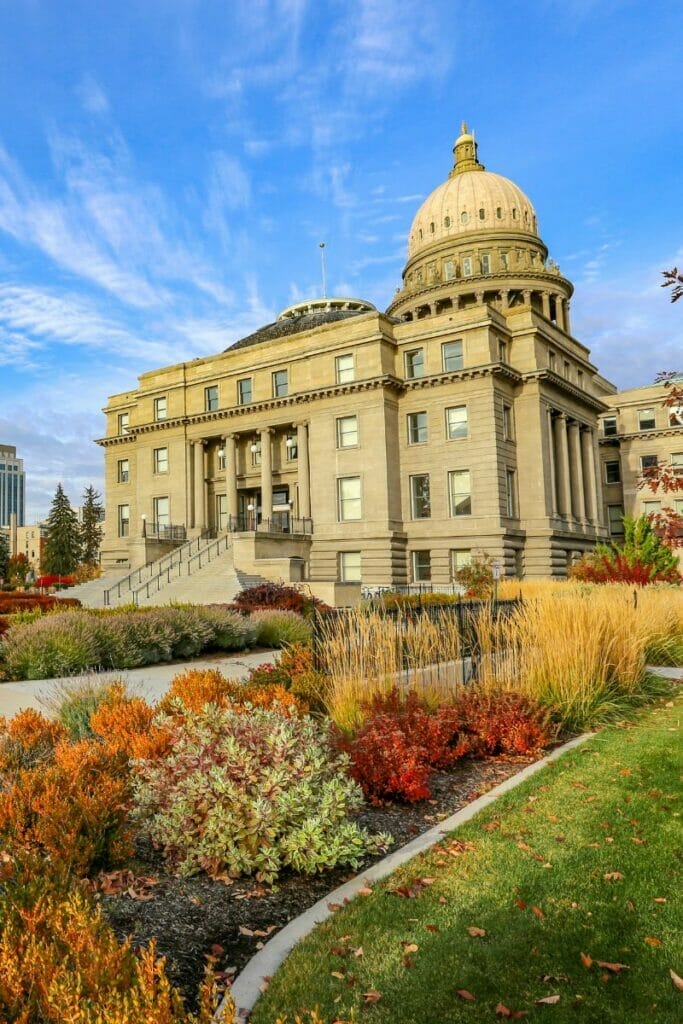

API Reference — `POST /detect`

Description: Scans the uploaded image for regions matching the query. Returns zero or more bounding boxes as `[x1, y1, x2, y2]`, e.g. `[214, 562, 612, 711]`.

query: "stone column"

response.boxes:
[500, 290, 510, 309]
[522, 289, 531, 306]
[193, 440, 206, 531]
[547, 409, 558, 516]
[555, 296, 566, 331]
[475, 290, 485, 305]
[565, 300, 571, 335]
[224, 434, 238, 523]
[581, 427, 597, 523]
[592, 430, 604, 526]
[541, 292, 551, 319]
[568, 421, 586, 520]
[553, 414, 571, 517]
[260, 428, 273, 526]
[296, 421, 311, 519]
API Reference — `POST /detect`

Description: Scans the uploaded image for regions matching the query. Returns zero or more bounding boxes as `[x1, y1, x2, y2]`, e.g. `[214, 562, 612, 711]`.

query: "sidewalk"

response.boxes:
[0, 649, 278, 718]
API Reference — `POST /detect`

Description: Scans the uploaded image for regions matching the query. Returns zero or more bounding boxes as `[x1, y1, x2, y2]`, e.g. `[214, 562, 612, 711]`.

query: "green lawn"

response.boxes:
[253, 695, 682, 1024]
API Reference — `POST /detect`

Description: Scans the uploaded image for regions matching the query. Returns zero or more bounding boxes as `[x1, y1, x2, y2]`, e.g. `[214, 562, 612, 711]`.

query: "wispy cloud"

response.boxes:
[77, 75, 110, 115]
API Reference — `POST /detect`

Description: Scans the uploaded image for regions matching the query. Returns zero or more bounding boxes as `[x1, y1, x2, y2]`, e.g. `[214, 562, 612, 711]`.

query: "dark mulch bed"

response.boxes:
[100, 754, 539, 1009]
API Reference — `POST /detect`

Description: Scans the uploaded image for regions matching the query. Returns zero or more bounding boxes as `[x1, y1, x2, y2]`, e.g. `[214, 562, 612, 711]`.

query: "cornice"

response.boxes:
[598, 425, 683, 445]
[387, 269, 574, 317]
[523, 369, 609, 413]
[94, 433, 137, 449]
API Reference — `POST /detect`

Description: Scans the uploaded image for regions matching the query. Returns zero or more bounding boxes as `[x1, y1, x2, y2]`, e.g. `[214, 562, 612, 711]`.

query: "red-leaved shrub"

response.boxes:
[233, 582, 329, 617]
[0, 594, 81, 614]
[570, 552, 680, 585]
[454, 690, 552, 756]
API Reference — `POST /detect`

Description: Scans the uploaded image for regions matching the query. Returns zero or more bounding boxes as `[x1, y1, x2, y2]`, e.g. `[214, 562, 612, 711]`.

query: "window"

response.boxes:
[117, 412, 129, 435]
[204, 385, 219, 412]
[607, 504, 624, 537]
[670, 406, 683, 426]
[496, 207, 502, 219]
[505, 468, 517, 518]
[548, 351, 556, 371]
[444, 259, 455, 280]
[429, 221, 435, 233]
[500, 251, 508, 269]
[450, 549, 472, 579]
[481, 253, 491, 274]
[603, 416, 617, 437]
[638, 408, 656, 430]
[672, 452, 683, 476]
[643, 500, 662, 516]
[498, 339, 508, 363]
[446, 405, 468, 440]
[577, 370, 584, 389]
[117, 504, 130, 538]
[117, 459, 129, 483]
[272, 369, 288, 397]
[479, 208, 485, 221]
[153, 496, 170, 529]
[407, 411, 428, 444]
[640, 454, 658, 474]
[218, 448, 226, 470]
[442, 339, 463, 372]
[444, 215, 451, 228]
[604, 460, 621, 484]
[153, 447, 168, 474]
[285, 434, 298, 461]
[410, 474, 431, 519]
[237, 378, 252, 405]
[405, 349, 425, 379]
[251, 440, 262, 466]
[337, 476, 361, 521]
[339, 551, 361, 582]
[503, 403, 514, 441]
[411, 550, 431, 582]
[564, 360, 571, 379]
[674, 497, 683, 515]
[462, 256, 473, 276]
[336, 415, 358, 448]
[335, 353, 355, 384]
[460, 211, 469, 225]
[154, 396, 167, 421]
[448, 469, 471, 516]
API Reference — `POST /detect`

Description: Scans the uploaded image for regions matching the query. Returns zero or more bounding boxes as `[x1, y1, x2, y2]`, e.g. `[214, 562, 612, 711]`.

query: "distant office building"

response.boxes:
[0, 445, 25, 528]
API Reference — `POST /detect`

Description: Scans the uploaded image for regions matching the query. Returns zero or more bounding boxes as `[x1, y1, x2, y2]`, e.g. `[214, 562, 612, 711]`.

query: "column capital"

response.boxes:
[259, 426, 274, 437]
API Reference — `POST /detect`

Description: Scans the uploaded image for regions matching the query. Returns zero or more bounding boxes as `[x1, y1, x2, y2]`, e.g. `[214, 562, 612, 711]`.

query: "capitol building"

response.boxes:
[96, 124, 679, 591]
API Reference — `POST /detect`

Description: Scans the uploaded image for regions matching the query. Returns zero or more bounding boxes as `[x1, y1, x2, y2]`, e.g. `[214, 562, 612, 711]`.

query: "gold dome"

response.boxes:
[408, 124, 537, 258]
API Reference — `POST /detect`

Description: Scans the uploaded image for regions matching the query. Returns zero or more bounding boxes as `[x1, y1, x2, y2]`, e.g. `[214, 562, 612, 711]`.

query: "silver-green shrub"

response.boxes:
[249, 609, 311, 647]
[133, 704, 389, 881]
[1, 613, 101, 680]
[194, 606, 256, 650]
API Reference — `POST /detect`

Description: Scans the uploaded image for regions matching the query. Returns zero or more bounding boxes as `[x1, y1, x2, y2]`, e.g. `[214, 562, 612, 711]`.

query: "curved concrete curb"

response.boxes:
[218, 731, 592, 1021]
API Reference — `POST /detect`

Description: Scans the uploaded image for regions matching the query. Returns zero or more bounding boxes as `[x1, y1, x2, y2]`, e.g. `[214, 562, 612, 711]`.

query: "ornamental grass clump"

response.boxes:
[1, 612, 101, 680]
[250, 608, 312, 647]
[133, 704, 389, 882]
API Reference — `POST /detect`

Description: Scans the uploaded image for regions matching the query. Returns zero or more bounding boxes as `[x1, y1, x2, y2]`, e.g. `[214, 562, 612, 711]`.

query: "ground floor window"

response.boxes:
[118, 504, 130, 538]
[411, 550, 431, 582]
[607, 504, 625, 537]
[449, 549, 471, 580]
[153, 496, 170, 530]
[339, 551, 361, 582]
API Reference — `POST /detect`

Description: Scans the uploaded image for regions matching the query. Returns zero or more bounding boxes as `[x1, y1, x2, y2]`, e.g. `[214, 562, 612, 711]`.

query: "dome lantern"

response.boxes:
[451, 120, 485, 176]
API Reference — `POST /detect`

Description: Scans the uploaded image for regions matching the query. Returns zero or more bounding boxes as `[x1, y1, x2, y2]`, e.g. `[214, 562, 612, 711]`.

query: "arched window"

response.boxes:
[444, 215, 451, 228]
[496, 207, 502, 219]
[479, 208, 485, 220]
[430, 221, 435, 233]
[418, 228, 423, 240]
[460, 211, 469, 225]
[512, 208, 517, 220]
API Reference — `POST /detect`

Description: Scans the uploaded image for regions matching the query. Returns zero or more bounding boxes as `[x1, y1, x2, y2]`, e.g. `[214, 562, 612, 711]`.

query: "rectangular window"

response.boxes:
[335, 353, 355, 384]
[410, 474, 431, 519]
[640, 454, 658, 473]
[205, 385, 219, 412]
[603, 415, 617, 437]
[462, 256, 473, 277]
[336, 415, 358, 448]
[153, 496, 170, 528]
[405, 349, 425, 379]
[217, 448, 226, 470]
[448, 469, 471, 517]
[643, 500, 662, 515]
[503, 403, 514, 441]
[604, 460, 621, 484]
[237, 378, 252, 405]
[339, 551, 361, 582]
[577, 369, 584, 388]
[153, 447, 168, 474]
[411, 550, 431, 582]
[407, 411, 428, 444]
[499, 339, 508, 363]
[117, 504, 130, 538]
[564, 360, 571, 379]
[638, 407, 656, 430]
[500, 251, 509, 270]
[337, 476, 361, 521]
[117, 459, 129, 483]
[446, 405, 468, 440]
[548, 351, 556, 372]
[674, 497, 683, 515]
[505, 468, 517, 518]
[607, 504, 624, 537]
[450, 549, 472, 579]
[154, 396, 167, 421]
[285, 434, 298, 461]
[117, 412, 129, 435]
[272, 369, 288, 397]
[251, 440, 262, 466]
[444, 259, 455, 280]
[442, 339, 463, 372]
[671, 452, 683, 475]
[480, 254, 491, 274]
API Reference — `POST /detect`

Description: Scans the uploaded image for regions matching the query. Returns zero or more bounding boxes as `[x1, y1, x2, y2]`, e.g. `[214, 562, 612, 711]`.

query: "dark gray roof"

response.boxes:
[225, 309, 372, 353]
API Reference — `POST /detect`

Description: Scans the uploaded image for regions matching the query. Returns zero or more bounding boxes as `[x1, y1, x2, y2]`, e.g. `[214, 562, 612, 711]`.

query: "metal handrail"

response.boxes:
[185, 534, 230, 575]
[103, 530, 212, 606]
[130, 533, 231, 605]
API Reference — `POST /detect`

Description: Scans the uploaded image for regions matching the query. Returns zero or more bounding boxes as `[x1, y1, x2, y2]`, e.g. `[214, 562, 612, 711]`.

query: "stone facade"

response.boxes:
[97, 125, 616, 583]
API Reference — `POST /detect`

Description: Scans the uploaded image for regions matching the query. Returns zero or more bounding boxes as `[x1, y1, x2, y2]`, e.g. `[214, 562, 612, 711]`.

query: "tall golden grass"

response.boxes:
[317, 585, 682, 732]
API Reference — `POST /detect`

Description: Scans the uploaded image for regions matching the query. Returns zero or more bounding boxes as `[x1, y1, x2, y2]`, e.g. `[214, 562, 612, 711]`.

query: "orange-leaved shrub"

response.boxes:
[0, 708, 67, 776]
[454, 689, 553, 756]
[89, 682, 172, 760]
[0, 877, 233, 1023]
[158, 668, 308, 717]
[0, 737, 132, 877]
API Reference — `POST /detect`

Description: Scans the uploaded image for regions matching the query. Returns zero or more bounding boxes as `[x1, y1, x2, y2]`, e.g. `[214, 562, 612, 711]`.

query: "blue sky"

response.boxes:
[0, 0, 681, 521]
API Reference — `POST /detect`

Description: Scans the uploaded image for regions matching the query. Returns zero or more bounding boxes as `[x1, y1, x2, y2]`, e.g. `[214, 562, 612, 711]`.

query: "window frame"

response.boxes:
[505, 467, 517, 518]
[272, 369, 289, 398]
[237, 377, 253, 406]
[638, 408, 656, 431]
[448, 469, 472, 517]
[411, 550, 431, 582]
[153, 396, 167, 421]
[409, 474, 431, 519]
[117, 412, 129, 435]
[607, 504, 625, 537]
[503, 403, 514, 441]
[462, 255, 473, 276]
[204, 385, 219, 412]
[337, 476, 362, 522]
[117, 458, 129, 484]
[335, 353, 355, 385]
[404, 348, 425, 379]
[336, 415, 359, 449]
[603, 415, 617, 437]
[407, 411, 428, 445]
[639, 454, 658, 473]
[117, 504, 130, 538]
[441, 339, 463, 372]
[480, 253, 491, 274]
[449, 549, 472, 580]
[285, 434, 298, 461]
[153, 447, 169, 474]
[446, 405, 468, 441]
[339, 551, 361, 583]
[604, 460, 621, 484]
[153, 495, 170, 528]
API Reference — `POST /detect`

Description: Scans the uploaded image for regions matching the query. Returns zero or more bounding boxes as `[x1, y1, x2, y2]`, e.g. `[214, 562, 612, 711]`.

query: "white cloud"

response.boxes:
[77, 75, 110, 115]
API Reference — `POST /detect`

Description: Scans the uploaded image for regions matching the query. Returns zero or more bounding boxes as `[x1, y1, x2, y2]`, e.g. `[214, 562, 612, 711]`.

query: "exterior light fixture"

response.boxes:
[247, 503, 255, 511]
[250, 441, 259, 453]
[217, 447, 225, 458]
[285, 437, 294, 448]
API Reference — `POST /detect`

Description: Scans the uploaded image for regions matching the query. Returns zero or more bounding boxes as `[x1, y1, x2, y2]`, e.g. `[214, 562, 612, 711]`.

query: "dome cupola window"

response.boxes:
[430, 221, 435, 233]
[462, 256, 473, 277]
[481, 254, 491, 274]
[460, 210, 469, 225]
[444, 215, 451, 228]
[512, 208, 517, 220]
[479, 208, 485, 220]
[496, 207, 502, 219]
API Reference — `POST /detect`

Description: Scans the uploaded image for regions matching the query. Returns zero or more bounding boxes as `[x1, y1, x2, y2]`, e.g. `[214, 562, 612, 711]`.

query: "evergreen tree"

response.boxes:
[80, 484, 104, 565]
[43, 484, 81, 576]
[0, 531, 9, 581]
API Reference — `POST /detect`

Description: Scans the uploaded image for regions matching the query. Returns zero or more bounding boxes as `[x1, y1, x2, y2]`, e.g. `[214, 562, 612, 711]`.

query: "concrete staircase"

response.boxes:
[65, 569, 131, 609]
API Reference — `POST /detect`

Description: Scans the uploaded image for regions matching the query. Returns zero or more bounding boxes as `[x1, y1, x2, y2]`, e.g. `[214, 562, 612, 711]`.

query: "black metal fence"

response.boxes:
[311, 596, 523, 683]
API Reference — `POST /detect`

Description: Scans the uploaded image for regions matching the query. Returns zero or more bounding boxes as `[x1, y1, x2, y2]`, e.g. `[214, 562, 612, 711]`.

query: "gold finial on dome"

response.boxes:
[451, 120, 484, 177]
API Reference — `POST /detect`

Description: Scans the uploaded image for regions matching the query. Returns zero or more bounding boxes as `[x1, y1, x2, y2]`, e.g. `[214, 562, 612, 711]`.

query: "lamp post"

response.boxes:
[141, 513, 147, 539]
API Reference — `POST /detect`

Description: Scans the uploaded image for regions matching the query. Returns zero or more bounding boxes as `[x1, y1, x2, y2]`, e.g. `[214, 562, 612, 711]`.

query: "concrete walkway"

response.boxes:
[0, 649, 278, 718]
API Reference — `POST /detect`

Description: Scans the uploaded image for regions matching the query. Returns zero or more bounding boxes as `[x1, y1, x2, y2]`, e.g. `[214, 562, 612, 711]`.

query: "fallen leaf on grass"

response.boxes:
[456, 989, 476, 1001]
[580, 952, 593, 969]
[482, 820, 501, 831]
[353, 946, 364, 958]
[425, 924, 440, 933]
[603, 872, 624, 881]
[467, 927, 486, 938]
[402, 942, 419, 953]
[328, 902, 342, 912]
[536, 995, 560, 1005]
[653, 897, 667, 904]
[363, 990, 382, 1004]
[331, 971, 345, 980]
[596, 961, 629, 974]
[357, 886, 373, 896]
[670, 970, 683, 992]
[531, 906, 545, 919]
[515, 899, 527, 911]
[210, 944, 224, 957]
[644, 936, 663, 947]
[496, 1004, 527, 1019]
